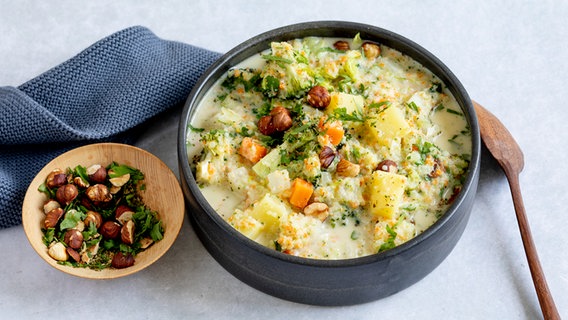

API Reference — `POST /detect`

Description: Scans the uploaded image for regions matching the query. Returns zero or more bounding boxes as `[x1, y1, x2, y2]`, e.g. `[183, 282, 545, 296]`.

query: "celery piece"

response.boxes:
[252, 145, 284, 178]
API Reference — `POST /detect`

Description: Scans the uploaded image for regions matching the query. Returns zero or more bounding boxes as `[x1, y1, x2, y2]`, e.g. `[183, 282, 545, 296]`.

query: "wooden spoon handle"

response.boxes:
[505, 172, 560, 320]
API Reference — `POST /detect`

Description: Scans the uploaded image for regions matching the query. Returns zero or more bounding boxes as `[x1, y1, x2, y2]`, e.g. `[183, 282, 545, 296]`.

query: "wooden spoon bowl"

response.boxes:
[22, 143, 185, 279]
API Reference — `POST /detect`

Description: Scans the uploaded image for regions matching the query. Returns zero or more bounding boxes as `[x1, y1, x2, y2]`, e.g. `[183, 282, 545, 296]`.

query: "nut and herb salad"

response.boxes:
[38, 162, 164, 269]
[187, 34, 471, 259]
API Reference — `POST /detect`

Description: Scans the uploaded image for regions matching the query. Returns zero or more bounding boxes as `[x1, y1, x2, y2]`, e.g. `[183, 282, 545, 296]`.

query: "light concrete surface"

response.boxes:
[1, 1, 567, 319]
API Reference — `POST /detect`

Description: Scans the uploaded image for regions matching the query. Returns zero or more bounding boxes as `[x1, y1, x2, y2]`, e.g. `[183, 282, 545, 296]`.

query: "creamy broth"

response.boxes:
[187, 36, 471, 259]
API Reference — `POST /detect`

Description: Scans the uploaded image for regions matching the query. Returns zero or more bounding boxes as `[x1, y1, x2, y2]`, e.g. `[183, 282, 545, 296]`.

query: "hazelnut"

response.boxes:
[336, 159, 360, 177]
[84, 211, 103, 229]
[87, 164, 107, 184]
[80, 197, 94, 210]
[75, 220, 85, 232]
[100, 221, 121, 239]
[303, 202, 329, 221]
[109, 173, 130, 187]
[44, 207, 64, 228]
[115, 205, 134, 225]
[109, 185, 122, 194]
[48, 242, 68, 261]
[362, 42, 380, 59]
[121, 220, 135, 245]
[429, 159, 445, 178]
[64, 229, 84, 250]
[43, 199, 60, 214]
[86, 184, 112, 205]
[55, 184, 79, 206]
[81, 242, 100, 264]
[319, 146, 336, 169]
[46, 169, 66, 188]
[139, 238, 154, 249]
[53, 174, 69, 187]
[258, 106, 293, 135]
[66, 247, 81, 262]
[307, 86, 331, 109]
[111, 252, 135, 269]
[270, 106, 293, 132]
[333, 40, 350, 51]
[258, 115, 275, 135]
[376, 159, 398, 173]
[73, 176, 90, 188]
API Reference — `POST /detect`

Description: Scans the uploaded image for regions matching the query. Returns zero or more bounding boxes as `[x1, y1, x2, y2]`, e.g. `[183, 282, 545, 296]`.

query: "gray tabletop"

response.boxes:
[1, 1, 567, 319]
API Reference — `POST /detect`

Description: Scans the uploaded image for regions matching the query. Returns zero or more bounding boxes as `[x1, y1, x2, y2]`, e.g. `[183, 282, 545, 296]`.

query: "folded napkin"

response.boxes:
[0, 26, 221, 229]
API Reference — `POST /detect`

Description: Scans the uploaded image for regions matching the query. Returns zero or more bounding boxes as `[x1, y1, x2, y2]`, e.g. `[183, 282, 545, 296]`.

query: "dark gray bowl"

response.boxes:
[178, 21, 480, 306]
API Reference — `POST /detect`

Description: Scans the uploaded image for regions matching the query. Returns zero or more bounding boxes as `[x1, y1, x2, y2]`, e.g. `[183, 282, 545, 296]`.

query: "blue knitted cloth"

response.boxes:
[0, 26, 221, 228]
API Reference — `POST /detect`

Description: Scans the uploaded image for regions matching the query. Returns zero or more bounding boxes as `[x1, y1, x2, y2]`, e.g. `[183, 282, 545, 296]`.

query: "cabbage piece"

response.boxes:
[260, 42, 313, 99]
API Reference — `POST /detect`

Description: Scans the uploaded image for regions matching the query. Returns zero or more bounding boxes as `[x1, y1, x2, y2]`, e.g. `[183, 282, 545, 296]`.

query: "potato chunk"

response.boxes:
[365, 106, 410, 145]
[367, 170, 407, 219]
[228, 210, 264, 240]
[230, 193, 290, 243]
[249, 193, 290, 232]
[325, 92, 365, 115]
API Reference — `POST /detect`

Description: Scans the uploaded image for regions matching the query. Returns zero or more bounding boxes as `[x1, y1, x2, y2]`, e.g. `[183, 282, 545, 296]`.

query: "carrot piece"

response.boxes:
[325, 121, 344, 145]
[288, 178, 314, 209]
[239, 137, 267, 163]
[318, 117, 344, 146]
[318, 118, 344, 146]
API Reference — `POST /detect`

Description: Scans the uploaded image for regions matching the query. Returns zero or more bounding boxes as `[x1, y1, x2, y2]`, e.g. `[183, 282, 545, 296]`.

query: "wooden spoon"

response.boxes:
[473, 101, 560, 320]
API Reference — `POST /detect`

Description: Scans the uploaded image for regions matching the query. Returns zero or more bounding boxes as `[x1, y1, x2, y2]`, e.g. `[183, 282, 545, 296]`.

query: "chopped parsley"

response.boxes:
[332, 107, 366, 122]
[188, 124, 205, 132]
[407, 101, 420, 113]
[448, 134, 463, 147]
[446, 108, 464, 116]
[253, 102, 273, 118]
[368, 101, 391, 110]
[261, 75, 280, 97]
[429, 82, 443, 93]
[350, 230, 360, 240]
[378, 224, 397, 252]
[432, 104, 445, 113]
[221, 68, 262, 92]
[261, 54, 293, 64]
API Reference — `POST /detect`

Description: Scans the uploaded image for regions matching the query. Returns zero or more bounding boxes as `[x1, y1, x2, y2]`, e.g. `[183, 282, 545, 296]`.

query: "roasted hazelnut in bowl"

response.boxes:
[22, 143, 185, 279]
[178, 21, 480, 305]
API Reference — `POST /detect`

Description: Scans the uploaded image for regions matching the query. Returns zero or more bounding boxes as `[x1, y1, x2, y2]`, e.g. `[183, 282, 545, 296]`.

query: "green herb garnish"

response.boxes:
[261, 54, 293, 64]
[261, 75, 280, 97]
[429, 82, 443, 93]
[378, 224, 397, 252]
[350, 230, 360, 240]
[72, 165, 89, 186]
[253, 102, 273, 118]
[407, 101, 420, 113]
[59, 209, 86, 231]
[188, 124, 205, 132]
[333, 107, 366, 122]
[368, 101, 391, 110]
[107, 162, 144, 182]
[446, 108, 463, 116]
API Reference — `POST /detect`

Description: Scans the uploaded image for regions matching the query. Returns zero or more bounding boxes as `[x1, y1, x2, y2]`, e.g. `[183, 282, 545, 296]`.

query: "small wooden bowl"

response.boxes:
[22, 143, 185, 279]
